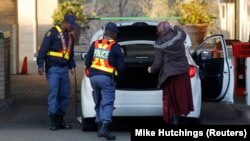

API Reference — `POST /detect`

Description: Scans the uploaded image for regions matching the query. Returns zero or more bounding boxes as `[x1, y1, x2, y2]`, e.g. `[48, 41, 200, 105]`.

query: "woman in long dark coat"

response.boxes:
[148, 21, 194, 124]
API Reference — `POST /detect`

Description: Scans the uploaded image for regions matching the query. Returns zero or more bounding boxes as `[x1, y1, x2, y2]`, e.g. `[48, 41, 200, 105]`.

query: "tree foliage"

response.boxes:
[140, 0, 181, 18]
[179, 0, 211, 24]
[51, 1, 87, 25]
[84, 0, 144, 17]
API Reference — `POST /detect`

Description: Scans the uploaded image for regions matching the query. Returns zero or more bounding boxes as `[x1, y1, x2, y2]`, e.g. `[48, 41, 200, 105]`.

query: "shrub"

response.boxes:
[51, 1, 87, 26]
[179, 0, 211, 25]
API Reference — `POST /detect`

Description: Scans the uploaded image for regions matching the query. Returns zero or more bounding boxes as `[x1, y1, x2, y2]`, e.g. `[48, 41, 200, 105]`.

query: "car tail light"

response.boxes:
[189, 65, 196, 78]
[85, 68, 89, 77]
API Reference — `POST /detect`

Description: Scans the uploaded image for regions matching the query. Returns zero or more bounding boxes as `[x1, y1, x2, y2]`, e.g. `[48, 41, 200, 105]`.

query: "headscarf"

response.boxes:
[157, 21, 172, 38]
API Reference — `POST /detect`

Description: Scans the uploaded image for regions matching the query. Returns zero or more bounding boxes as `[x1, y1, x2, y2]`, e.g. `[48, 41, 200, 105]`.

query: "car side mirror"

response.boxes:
[81, 52, 87, 61]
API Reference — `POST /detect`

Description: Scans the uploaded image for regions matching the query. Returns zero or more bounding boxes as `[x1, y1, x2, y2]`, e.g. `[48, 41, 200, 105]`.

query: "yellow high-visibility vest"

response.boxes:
[47, 26, 72, 60]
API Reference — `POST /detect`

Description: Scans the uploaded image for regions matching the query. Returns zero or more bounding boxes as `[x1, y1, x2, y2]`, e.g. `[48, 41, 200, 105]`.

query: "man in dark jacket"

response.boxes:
[37, 14, 77, 130]
[85, 22, 125, 140]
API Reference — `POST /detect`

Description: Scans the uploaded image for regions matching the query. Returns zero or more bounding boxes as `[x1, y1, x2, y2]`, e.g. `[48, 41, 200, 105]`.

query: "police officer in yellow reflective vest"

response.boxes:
[37, 15, 77, 130]
[85, 22, 125, 140]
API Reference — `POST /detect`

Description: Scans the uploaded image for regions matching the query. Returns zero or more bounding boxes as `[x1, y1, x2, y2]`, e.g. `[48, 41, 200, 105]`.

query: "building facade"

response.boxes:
[0, 0, 57, 74]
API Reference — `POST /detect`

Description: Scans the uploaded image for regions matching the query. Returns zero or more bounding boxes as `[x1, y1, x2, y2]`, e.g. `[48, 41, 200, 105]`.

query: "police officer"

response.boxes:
[37, 14, 77, 130]
[85, 22, 125, 140]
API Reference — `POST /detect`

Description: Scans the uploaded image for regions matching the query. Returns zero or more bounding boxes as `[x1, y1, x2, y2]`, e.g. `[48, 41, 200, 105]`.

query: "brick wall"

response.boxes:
[0, 0, 18, 74]
[0, 32, 11, 99]
[0, 0, 17, 26]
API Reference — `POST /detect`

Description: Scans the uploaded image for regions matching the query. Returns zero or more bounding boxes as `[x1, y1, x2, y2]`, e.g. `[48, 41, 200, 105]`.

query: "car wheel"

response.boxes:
[81, 116, 96, 131]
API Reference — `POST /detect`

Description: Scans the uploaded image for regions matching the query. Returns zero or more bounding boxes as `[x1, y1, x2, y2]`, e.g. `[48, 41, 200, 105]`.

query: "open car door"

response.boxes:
[191, 34, 234, 103]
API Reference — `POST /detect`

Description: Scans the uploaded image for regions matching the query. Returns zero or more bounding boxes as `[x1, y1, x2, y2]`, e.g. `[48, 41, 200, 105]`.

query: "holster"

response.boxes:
[45, 58, 51, 73]
[111, 74, 118, 86]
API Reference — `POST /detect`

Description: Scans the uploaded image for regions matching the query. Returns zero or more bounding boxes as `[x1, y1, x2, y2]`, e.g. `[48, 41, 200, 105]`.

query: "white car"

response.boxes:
[80, 21, 234, 130]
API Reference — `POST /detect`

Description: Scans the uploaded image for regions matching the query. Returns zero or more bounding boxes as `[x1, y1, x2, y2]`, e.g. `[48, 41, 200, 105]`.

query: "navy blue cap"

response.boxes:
[105, 22, 118, 33]
[64, 14, 79, 29]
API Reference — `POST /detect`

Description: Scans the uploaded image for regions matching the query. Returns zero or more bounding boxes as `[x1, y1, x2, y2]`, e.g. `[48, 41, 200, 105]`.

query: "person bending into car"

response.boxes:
[85, 22, 125, 140]
[147, 21, 194, 124]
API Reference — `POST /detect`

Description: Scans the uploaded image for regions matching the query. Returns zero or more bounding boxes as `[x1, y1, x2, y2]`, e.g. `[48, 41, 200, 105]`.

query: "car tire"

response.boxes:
[81, 116, 96, 131]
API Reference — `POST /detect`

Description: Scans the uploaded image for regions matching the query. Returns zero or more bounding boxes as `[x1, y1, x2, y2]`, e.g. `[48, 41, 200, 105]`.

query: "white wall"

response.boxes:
[18, 0, 57, 73]
[38, 0, 57, 25]
[220, 0, 250, 41]
[37, 0, 58, 48]
[18, 0, 36, 64]
[238, 0, 249, 42]
[219, 0, 235, 39]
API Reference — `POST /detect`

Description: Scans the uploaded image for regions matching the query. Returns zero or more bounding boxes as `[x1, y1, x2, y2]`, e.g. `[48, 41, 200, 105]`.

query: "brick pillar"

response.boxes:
[0, 31, 11, 99]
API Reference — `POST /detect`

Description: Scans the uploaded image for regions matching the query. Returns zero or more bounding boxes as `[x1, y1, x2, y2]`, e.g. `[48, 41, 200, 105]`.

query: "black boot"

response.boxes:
[100, 122, 116, 140]
[49, 115, 58, 131]
[97, 122, 103, 137]
[57, 115, 72, 129]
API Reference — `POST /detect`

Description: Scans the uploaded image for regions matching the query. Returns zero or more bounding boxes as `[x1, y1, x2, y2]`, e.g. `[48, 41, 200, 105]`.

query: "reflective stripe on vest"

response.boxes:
[47, 50, 70, 60]
[47, 26, 72, 60]
[90, 39, 118, 75]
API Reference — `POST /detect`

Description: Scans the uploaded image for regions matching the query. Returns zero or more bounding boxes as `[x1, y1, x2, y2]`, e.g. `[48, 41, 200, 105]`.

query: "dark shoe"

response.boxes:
[171, 116, 179, 125]
[100, 122, 116, 140]
[57, 115, 72, 129]
[97, 122, 103, 137]
[50, 115, 58, 131]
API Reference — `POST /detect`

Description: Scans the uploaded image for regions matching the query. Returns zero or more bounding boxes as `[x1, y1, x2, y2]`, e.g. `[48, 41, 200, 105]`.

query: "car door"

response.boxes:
[191, 34, 234, 103]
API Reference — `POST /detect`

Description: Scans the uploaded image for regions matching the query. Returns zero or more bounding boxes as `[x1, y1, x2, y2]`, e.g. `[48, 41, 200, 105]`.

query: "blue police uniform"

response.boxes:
[37, 26, 76, 116]
[85, 22, 124, 140]
[85, 40, 124, 123]
[85, 39, 124, 122]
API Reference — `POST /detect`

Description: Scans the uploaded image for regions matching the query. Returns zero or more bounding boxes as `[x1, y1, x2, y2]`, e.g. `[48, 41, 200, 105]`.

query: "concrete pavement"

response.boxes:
[0, 59, 131, 141]
[2, 60, 85, 127]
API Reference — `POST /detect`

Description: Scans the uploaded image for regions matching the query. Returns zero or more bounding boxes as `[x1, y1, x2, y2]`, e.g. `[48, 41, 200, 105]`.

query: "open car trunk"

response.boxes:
[117, 22, 157, 42]
[116, 59, 159, 90]
[115, 22, 159, 90]
[116, 44, 159, 90]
